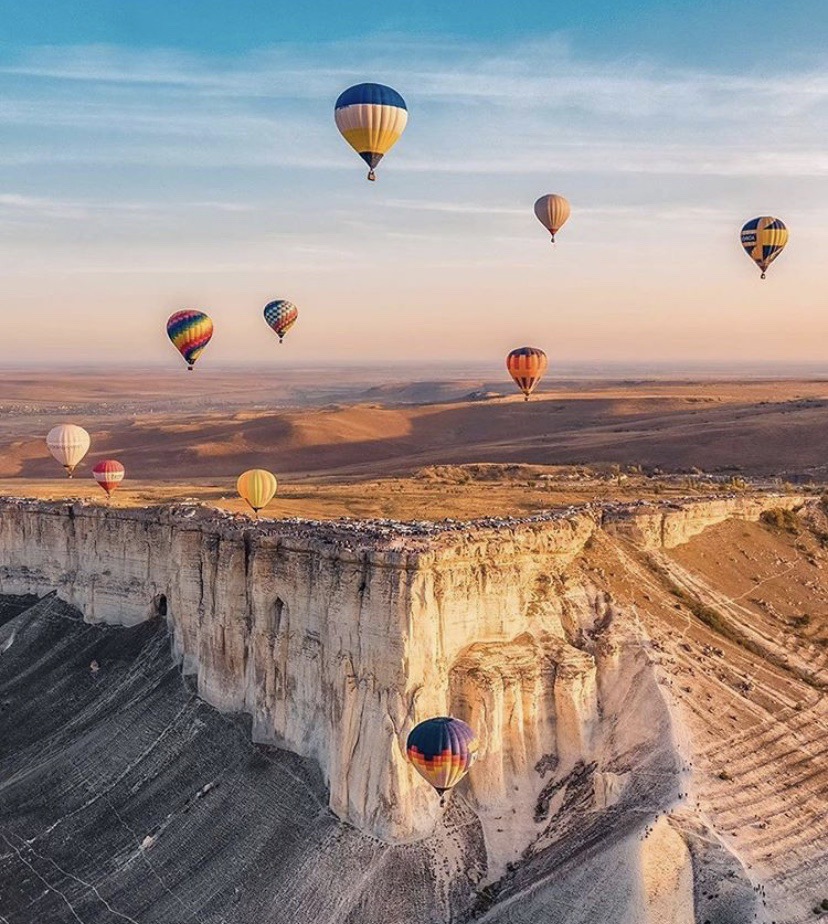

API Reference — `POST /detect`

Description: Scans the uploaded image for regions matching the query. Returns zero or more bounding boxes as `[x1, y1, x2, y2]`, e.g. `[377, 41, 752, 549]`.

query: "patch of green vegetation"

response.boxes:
[471, 884, 500, 915]
[760, 507, 801, 534]
[790, 614, 812, 629]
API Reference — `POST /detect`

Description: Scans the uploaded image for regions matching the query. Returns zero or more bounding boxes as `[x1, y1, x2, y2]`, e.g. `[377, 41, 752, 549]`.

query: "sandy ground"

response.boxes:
[5, 370, 828, 521]
[0, 467, 767, 521]
[4, 372, 828, 487]
[3, 370, 828, 921]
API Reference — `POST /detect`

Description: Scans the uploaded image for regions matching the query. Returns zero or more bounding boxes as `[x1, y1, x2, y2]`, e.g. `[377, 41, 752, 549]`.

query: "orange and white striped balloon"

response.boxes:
[506, 347, 548, 400]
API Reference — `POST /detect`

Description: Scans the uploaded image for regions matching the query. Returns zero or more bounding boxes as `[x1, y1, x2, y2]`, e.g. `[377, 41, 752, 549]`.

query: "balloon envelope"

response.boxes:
[507, 347, 548, 400]
[92, 459, 125, 496]
[237, 469, 278, 514]
[263, 300, 299, 343]
[46, 424, 90, 475]
[534, 194, 571, 242]
[406, 717, 477, 796]
[740, 217, 788, 278]
[334, 83, 408, 180]
[166, 310, 214, 369]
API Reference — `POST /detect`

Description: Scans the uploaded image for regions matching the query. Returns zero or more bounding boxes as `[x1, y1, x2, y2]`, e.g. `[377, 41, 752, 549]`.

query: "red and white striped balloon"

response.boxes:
[92, 459, 125, 497]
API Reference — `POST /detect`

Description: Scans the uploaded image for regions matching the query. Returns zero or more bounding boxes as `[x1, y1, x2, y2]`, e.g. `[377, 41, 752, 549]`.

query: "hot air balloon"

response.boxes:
[507, 347, 548, 401]
[534, 194, 571, 243]
[740, 217, 788, 279]
[46, 424, 90, 477]
[406, 716, 477, 805]
[334, 83, 408, 181]
[237, 469, 278, 517]
[263, 300, 298, 343]
[92, 459, 125, 497]
[166, 310, 214, 370]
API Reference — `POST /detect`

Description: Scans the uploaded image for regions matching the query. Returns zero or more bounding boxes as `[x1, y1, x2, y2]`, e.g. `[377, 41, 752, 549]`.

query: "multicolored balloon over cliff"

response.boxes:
[166, 310, 214, 370]
[334, 83, 408, 181]
[740, 216, 788, 279]
[407, 716, 477, 806]
[263, 300, 299, 343]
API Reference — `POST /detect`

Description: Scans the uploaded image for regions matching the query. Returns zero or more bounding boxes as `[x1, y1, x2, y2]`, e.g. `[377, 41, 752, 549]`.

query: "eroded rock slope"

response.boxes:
[0, 493, 824, 923]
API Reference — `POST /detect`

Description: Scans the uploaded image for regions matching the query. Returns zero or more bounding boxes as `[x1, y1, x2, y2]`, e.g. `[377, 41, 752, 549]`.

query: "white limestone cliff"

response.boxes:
[0, 493, 804, 851]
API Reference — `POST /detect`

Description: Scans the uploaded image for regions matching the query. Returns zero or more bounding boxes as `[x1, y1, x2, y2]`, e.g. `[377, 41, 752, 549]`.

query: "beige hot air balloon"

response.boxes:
[534, 194, 571, 243]
[237, 469, 278, 518]
[46, 424, 90, 477]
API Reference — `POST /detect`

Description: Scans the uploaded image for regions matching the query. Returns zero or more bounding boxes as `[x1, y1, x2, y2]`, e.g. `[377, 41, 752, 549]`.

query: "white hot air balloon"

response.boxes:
[46, 424, 91, 477]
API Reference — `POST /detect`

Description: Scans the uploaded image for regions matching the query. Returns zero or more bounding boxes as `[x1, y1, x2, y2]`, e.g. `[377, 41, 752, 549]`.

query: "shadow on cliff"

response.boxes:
[0, 594, 487, 924]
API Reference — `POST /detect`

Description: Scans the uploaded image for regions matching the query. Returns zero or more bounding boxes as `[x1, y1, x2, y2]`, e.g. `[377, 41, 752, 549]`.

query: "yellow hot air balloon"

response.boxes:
[46, 424, 91, 477]
[334, 83, 408, 181]
[534, 194, 571, 243]
[236, 469, 278, 517]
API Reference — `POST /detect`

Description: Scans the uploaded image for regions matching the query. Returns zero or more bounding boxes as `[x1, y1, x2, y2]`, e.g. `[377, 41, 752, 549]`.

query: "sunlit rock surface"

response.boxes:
[0, 492, 821, 923]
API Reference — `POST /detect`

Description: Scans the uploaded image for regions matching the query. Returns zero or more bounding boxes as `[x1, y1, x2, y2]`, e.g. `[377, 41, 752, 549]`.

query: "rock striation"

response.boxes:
[0, 492, 804, 848]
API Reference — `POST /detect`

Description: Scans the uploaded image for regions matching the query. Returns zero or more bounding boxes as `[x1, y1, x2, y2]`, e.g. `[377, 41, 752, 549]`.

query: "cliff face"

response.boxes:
[0, 494, 803, 848]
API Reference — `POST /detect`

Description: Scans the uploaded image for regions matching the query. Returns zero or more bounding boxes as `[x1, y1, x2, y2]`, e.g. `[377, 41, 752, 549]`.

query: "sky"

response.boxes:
[1, 0, 827, 368]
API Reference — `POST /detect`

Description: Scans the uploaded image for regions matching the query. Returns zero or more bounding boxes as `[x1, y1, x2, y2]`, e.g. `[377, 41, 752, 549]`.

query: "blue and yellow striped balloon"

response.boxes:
[334, 83, 408, 181]
[166, 310, 214, 370]
[740, 217, 788, 279]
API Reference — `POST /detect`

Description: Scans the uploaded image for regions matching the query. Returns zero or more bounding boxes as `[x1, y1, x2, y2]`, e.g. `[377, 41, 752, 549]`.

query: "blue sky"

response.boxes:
[1, 1, 827, 366]
[4, 1, 826, 64]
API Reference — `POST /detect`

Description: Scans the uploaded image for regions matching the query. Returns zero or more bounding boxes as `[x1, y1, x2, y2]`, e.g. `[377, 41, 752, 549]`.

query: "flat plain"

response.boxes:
[3, 368, 828, 517]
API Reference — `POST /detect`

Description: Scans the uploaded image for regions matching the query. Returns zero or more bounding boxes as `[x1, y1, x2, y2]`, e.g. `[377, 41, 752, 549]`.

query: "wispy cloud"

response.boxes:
[0, 36, 826, 177]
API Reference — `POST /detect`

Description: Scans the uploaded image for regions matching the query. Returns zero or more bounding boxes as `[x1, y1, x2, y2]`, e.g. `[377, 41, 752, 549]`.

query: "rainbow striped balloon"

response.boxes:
[334, 83, 408, 181]
[166, 310, 214, 370]
[406, 716, 477, 803]
[263, 300, 299, 343]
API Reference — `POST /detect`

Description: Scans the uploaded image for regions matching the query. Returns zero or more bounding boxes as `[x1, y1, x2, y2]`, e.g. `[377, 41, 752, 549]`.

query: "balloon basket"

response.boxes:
[367, 170, 376, 181]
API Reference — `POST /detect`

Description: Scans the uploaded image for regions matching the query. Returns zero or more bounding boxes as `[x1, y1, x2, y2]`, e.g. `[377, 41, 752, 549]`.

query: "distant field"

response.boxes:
[4, 371, 828, 488]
